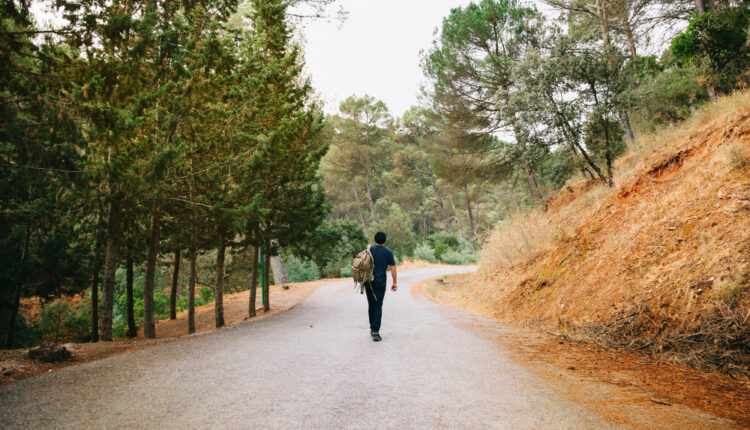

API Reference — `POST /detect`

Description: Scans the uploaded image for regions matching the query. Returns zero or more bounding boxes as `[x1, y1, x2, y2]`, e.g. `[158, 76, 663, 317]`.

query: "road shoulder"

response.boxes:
[415, 275, 750, 429]
[0, 278, 335, 385]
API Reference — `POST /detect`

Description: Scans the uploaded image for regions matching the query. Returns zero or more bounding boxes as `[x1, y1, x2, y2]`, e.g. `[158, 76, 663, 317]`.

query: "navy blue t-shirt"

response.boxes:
[368, 244, 396, 287]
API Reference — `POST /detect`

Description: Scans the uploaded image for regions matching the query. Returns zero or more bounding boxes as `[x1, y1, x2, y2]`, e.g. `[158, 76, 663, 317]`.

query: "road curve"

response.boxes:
[1, 267, 618, 429]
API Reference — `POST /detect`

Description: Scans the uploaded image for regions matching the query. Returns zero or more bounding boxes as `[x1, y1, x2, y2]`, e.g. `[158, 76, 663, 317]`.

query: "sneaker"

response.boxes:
[372, 332, 382, 342]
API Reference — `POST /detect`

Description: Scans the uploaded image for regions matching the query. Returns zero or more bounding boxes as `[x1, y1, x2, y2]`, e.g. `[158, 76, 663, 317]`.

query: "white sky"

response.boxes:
[298, 0, 561, 118]
[298, 0, 472, 117]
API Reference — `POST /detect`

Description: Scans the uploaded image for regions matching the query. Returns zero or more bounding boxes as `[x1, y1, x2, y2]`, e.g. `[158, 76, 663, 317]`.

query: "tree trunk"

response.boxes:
[270, 253, 289, 285]
[474, 200, 481, 234]
[707, 85, 718, 102]
[126, 256, 137, 338]
[690, 0, 717, 100]
[447, 195, 465, 239]
[428, 166, 453, 234]
[352, 179, 367, 232]
[249, 245, 259, 318]
[522, 163, 543, 204]
[601, 118, 616, 187]
[263, 252, 270, 312]
[143, 212, 161, 339]
[594, 0, 636, 152]
[547, 92, 608, 185]
[188, 229, 197, 334]
[90, 265, 100, 343]
[215, 229, 226, 328]
[6, 225, 30, 348]
[581, 167, 595, 180]
[622, 17, 638, 60]
[464, 185, 475, 237]
[364, 164, 377, 223]
[169, 250, 180, 320]
[618, 109, 636, 150]
[100, 202, 121, 341]
[694, 0, 706, 15]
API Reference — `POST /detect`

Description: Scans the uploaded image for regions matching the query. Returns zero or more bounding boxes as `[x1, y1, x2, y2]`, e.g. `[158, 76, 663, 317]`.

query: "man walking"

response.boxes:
[365, 231, 397, 342]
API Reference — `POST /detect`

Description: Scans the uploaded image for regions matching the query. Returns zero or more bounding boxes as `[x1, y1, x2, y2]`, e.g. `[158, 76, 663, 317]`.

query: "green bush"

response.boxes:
[413, 243, 437, 262]
[440, 247, 478, 265]
[369, 201, 417, 258]
[320, 236, 359, 278]
[427, 233, 461, 261]
[340, 265, 352, 277]
[34, 300, 90, 344]
[291, 219, 368, 276]
[198, 286, 214, 305]
[284, 253, 322, 282]
[440, 250, 467, 265]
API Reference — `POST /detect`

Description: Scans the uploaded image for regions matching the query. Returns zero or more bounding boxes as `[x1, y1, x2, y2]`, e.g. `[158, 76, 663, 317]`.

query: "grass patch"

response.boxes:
[424, 285, 437, 298]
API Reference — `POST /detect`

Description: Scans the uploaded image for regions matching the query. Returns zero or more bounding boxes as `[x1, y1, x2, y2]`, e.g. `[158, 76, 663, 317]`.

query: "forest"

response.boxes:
[2, 0, 748, 348]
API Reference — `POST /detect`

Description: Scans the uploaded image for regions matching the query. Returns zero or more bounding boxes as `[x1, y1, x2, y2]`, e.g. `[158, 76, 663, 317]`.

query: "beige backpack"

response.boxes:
[352, 245, 374, 294]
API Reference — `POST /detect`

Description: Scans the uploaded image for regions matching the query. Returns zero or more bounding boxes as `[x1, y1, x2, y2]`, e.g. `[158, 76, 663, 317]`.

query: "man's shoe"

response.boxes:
[372, 332, 382, 342]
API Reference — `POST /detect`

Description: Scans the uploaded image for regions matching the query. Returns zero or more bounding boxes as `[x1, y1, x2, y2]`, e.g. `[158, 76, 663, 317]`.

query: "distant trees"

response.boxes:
[323, 95, 393, 230]
[423, 0, 547, 202]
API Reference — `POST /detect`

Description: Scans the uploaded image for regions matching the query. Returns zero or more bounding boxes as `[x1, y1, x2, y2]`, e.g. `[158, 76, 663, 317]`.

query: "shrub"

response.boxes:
[724, 143, 749, 171]
[284, 253, 322, 282]
[427, 233, 461, 261]
[34, 300, 90, 344]
[441, 250, 468, 265]
[292, 219, 368, 274]
[369, 201, 417, 258]
[198, 286, 214, 305]
[340, 265, 352, 277]
[413, 244, 437, 262]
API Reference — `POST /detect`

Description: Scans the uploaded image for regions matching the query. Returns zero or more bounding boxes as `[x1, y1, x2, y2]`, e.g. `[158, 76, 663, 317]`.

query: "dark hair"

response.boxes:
[374, 231, 386, 244]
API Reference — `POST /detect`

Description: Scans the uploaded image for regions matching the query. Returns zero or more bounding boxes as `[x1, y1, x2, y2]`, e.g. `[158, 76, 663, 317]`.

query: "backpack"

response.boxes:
[352, 245, 374, 294]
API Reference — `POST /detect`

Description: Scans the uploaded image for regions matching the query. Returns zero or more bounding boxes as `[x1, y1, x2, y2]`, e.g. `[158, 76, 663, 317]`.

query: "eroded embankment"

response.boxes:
[472, 93, 750, 376]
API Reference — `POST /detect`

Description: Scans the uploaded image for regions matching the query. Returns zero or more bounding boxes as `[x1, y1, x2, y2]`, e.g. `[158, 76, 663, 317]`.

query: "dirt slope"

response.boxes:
[472, 92, 750, 376]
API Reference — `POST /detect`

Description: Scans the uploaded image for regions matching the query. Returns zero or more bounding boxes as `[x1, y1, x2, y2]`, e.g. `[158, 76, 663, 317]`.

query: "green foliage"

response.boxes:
[583, 118, 628, 165]
[35, 301, 90, 344]
[368, 201, 417, 258]
[4, 300, 92, 347]
[112, 267, 170, 338]
[671, 4, 750, 93]
[414, 244, 437, 263]
[283, 254, 322, 282]
[627, 61, 710, 127]
[427, 233, 460, 261]
[440, 250, 477, 265]
[293, 219, 367, 277]
[199, 287, 214, 305]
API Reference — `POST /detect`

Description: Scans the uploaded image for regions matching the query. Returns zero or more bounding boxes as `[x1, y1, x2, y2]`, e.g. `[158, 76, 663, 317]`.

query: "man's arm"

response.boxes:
[390, 265, 398, 291]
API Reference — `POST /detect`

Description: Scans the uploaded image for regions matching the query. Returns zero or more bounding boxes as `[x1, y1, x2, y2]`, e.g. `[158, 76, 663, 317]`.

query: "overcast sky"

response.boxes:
[298, 0, 561, 118]
[298, 0, 472, 117]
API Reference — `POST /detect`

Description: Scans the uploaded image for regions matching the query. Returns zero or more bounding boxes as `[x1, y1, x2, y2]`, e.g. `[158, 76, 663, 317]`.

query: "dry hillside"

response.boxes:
[472, 92, 750, 376]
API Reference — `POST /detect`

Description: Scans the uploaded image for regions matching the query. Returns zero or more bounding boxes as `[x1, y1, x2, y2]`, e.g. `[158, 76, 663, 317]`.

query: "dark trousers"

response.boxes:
[365, 282, 386, 332]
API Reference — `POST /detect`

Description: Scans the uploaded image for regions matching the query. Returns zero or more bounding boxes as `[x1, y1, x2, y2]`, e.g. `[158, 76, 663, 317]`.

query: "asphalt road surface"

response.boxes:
[0, 267, 679, 429]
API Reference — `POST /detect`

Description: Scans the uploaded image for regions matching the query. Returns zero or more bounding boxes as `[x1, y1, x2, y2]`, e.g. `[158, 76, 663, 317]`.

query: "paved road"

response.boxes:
[1, 267, 620, 429]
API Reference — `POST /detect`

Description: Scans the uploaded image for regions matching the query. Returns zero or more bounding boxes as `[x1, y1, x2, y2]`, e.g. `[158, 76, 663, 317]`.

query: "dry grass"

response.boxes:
[479, 210, 557, 272]
[471, 90, 750, 376]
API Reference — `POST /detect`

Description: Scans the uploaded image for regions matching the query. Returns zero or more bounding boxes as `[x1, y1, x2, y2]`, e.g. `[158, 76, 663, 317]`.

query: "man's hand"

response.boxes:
[391, 284, 398, 292]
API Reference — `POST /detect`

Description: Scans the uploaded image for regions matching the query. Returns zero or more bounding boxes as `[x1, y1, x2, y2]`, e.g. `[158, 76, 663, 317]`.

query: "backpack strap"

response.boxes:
[365, 245, 377, 302]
